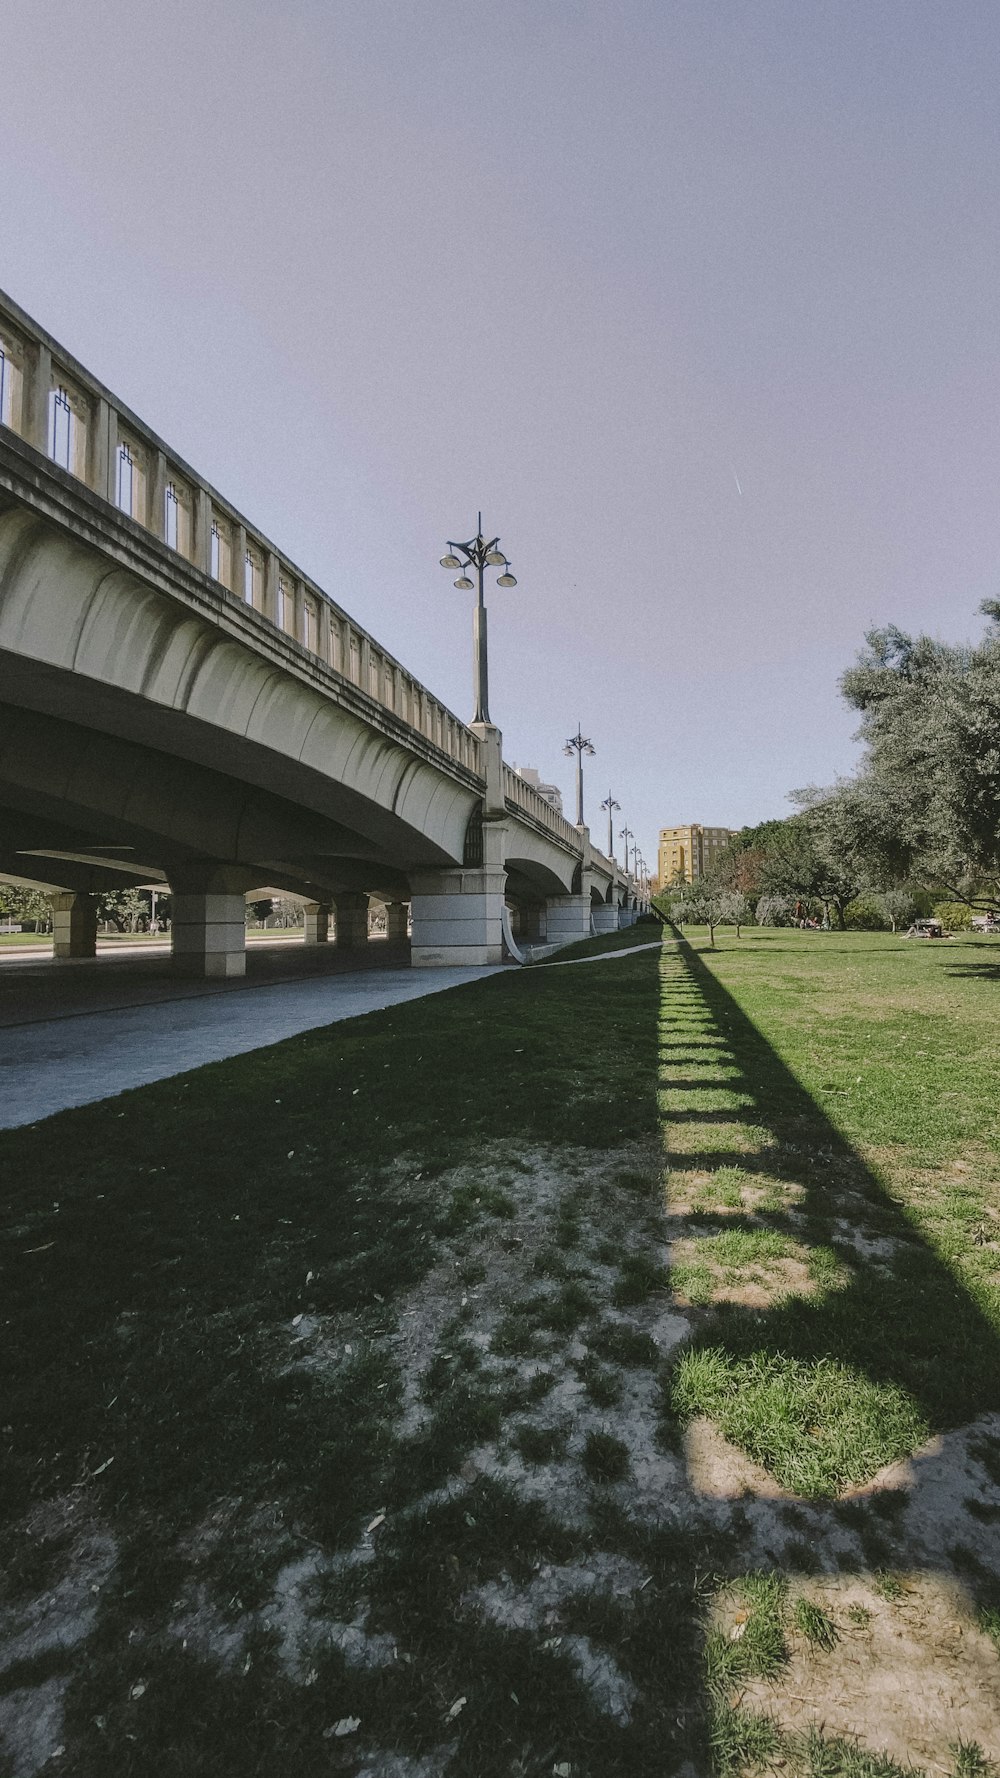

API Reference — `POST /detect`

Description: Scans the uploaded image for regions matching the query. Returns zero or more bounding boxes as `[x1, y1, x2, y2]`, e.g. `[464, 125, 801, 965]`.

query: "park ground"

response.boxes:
[1, 928, 1000, 1776]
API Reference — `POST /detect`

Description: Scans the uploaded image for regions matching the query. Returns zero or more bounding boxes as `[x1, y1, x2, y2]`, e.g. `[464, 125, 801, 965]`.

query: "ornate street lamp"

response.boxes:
[439, 512, 516, 725]
[564, 724, 596, 827]
[619, 823, 633, 875]
[600, 791, 620, 861]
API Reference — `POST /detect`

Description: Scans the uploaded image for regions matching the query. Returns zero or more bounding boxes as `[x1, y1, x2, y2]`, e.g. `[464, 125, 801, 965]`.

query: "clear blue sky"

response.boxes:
[2, 1, 997, 867]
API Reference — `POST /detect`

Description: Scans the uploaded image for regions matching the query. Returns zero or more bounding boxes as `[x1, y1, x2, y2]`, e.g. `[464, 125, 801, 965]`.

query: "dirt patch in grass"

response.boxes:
[669, 1166, 804, 1220]
[684, 1417, 791, 1500]
[0, 1494, 117, 1778]
[670, 1233, 818, 1310]
[734, 1572, 1000, 1767]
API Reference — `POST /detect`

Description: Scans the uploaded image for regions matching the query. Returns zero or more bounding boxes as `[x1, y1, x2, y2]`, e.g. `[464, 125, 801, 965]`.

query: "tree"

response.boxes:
[96, 889, 150, 933]
[709, 821, 791, 897]
[0, 884, 52, 930]
[674, 886, 727, 947]
[879, 888, 916, 933]
[785, 798, 862, 929]
[718, 890, 751, 936]
[755, 893, 793, 927]
[816, 603, 1000, 908]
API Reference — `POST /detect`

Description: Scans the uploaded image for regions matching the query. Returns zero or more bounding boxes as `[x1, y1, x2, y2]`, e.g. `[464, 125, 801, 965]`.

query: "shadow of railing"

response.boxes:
[662, 937, 1000, 1429]
[656, 930, 1000, 1758]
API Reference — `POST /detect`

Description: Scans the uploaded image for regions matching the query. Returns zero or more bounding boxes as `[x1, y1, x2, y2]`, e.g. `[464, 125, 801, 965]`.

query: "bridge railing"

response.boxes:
[502, 764, 586, 849]
[0, 289, 480, 777]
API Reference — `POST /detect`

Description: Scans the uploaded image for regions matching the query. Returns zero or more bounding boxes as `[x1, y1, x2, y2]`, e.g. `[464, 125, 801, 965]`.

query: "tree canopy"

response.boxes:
[807, 602, 1000, 906]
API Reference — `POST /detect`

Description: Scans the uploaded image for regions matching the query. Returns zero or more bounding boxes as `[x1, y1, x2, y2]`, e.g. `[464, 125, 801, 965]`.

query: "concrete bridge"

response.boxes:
[0, 290, 643, 977]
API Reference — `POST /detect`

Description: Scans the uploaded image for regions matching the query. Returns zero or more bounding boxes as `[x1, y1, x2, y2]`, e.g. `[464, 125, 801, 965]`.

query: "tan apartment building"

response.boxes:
[658, 824, 733, 885]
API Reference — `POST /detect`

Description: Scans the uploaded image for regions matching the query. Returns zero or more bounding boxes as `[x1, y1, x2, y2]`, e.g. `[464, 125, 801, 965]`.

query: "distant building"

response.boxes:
[512, 765, 564, 816]
[658, 823, 733, 885]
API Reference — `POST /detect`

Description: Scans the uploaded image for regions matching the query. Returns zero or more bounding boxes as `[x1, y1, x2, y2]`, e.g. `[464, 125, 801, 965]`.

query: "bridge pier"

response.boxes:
[50, 892, 98, 961]
[384, 900, 409, 943]
[170, 889, 247, 978]
[334, 892, 370, 950]
[513, 902, 545, 941]
[591, 903, 619, 936]
[409, 868, 505, 966]
[303, 902, 331, 944]
[544, 894, 592, 948]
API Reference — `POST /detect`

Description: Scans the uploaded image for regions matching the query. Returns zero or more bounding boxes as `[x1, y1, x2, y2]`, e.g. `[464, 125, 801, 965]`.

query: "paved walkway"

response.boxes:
[0, 964, 501, 1130]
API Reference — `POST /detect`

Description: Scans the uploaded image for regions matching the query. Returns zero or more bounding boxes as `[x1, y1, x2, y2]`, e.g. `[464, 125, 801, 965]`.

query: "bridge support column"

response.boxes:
[591, 904, 619, 935]
[50, 892, 98, 961]
[334, 893, 369, 950]
[545, 895, 592, 949]
[515, 903, 545, 941]
[409, 868, 505, 966]
[303, 902, 330, 945]
[171, 891, 247, 978]
[384, 900, 409, 943]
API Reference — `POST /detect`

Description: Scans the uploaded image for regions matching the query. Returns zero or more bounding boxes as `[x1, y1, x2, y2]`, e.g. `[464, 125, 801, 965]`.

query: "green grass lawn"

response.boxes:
[531, 922, 662, 964]
[1, 931, 999, 1776]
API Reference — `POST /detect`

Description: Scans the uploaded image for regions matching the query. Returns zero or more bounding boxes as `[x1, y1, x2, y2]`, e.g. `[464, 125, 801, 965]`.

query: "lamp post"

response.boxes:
[564, 725, 596, 828]
[439, 513, 516, 725]
[600, 792, 620, 861]
[619, 823, 633, 875]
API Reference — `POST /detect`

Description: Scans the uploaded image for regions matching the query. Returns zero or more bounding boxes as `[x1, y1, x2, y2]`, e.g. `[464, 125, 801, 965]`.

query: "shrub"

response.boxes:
[844, 896, 889, 931]
[933, 902, 973, 930]
[755, 895, 793, 927]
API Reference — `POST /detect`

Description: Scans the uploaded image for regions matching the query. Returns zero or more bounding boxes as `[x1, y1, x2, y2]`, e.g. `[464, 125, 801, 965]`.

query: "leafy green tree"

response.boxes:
[818, 602, 1000, 908]
[0, 884, 52, 930]
[879, 888, 916, 932]
[718, 889, 751, 936]
[673, 886, 726, 946]
[96, 889, 150, 933]
[755, 893, 793, 927]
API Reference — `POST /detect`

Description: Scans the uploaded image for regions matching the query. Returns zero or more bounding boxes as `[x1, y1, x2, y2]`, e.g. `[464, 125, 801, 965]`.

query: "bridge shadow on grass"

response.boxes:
[2, 940, 1000, 1775]
[0, 948, 711, 1778]
[659, 934, 1000, 1765]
